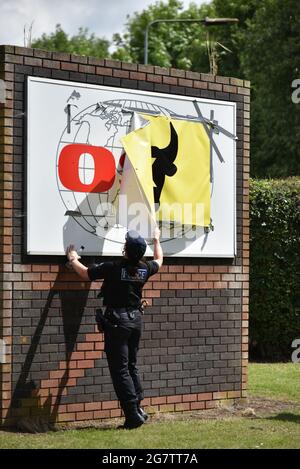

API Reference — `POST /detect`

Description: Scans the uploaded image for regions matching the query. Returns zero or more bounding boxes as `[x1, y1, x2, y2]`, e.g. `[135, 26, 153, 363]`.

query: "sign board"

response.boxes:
[26, 77, 236, 257]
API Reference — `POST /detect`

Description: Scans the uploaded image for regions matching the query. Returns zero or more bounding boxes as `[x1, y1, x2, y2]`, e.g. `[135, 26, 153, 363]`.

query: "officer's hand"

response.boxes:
[153, 227, 161, 241]
[66, 244, 81, 262]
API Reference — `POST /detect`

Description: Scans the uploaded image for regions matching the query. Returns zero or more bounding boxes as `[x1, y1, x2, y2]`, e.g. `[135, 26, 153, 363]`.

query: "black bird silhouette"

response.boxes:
[151, 121, 178, 207]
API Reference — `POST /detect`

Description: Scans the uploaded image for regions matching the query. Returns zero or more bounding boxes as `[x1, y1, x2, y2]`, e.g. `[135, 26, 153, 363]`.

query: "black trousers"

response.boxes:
[104, 309, 143, 405]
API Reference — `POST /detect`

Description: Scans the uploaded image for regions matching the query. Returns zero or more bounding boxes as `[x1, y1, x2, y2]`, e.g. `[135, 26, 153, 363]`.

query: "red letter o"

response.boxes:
[58, 144, 116, 193]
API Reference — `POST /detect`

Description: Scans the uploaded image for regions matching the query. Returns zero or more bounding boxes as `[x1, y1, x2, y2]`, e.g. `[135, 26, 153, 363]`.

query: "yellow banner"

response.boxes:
[121, 115, 210, 227]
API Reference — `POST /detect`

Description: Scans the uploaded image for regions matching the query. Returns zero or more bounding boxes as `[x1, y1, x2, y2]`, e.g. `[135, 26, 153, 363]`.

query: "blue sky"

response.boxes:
[0, 0, 206, 48]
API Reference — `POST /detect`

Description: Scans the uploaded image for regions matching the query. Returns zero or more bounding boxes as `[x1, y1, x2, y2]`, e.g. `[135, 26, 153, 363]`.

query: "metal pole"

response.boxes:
[144, 21, 153, 66]
[144, 17, 238, 65]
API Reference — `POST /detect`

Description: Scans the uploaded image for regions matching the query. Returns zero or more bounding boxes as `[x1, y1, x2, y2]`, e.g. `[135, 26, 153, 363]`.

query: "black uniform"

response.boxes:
[88, 259, 159, 406]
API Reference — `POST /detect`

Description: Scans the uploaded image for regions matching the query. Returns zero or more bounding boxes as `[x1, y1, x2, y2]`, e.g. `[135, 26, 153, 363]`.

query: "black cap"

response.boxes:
[125, 230, 147, 260]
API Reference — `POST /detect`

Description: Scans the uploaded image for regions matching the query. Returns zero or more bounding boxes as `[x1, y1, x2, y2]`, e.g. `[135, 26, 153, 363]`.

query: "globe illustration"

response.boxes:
[56, 99, 178, 244]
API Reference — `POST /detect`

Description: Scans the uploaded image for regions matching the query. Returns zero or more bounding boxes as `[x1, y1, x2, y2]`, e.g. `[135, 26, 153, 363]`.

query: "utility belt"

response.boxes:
[105, 307, 141, 321]
[95, 306, 142, 332]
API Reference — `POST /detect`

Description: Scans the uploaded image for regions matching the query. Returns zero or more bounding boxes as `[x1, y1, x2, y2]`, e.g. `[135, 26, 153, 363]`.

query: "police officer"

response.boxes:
[66, 228, 163, 429]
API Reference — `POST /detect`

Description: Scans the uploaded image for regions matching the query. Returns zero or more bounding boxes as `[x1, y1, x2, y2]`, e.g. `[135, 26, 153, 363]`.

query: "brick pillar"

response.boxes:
[0, 45, 14, 424]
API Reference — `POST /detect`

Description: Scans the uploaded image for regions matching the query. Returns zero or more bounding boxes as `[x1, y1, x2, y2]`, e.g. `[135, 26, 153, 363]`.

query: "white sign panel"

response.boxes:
[26, 76, 236, 257]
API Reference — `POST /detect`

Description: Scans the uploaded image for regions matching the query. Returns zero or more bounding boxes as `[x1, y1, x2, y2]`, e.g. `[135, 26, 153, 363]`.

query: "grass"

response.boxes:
[248, 363, 300, 403]
[0, 363, 300, 449]
[2, 415, 300, 449]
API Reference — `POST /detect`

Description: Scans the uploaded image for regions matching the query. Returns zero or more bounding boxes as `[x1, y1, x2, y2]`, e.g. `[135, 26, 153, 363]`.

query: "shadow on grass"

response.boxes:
[0, 422, 119, 435]
[266, 412, 300, 424]
[58, 423, 121, 432]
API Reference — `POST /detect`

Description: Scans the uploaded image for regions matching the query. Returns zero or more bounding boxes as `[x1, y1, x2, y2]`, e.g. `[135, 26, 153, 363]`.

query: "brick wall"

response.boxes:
[0, 45, 250, 426]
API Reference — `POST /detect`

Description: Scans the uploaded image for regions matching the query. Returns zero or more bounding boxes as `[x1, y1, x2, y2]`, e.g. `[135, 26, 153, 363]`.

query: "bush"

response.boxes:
[249, 177, 300, 360]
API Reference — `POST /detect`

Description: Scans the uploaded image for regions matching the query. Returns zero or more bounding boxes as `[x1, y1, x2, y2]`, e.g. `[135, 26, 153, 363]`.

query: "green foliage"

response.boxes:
[250, 177, 300, 360]
[111, 0, 259, 76]
[209, 0, 260, 78]
[112, 0, 214, 71]
[242, 0, 300, 177]
[31, 24, 110, 58]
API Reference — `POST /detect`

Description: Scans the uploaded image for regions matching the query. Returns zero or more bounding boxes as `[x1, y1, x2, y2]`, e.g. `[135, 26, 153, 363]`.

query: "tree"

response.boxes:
[209, 0, 260, 78]
[111, 0, 262, 76]
[241, 0, 300, 177]
[112, 0, 215, 72]
[31, 24, 111, 58]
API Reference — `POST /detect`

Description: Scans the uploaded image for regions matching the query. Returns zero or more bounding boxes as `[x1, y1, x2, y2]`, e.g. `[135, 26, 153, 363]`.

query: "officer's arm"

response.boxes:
[153, 228, 163, 268]
[66, 245, 90, 281]
[70, 258, 90, 281]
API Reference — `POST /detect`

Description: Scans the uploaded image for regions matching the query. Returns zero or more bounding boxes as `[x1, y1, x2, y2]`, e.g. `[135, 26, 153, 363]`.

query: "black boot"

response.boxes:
[137, 400, 149, 422]
[121, 401, 145, 429]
